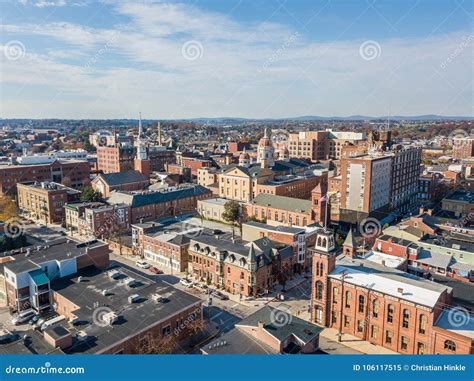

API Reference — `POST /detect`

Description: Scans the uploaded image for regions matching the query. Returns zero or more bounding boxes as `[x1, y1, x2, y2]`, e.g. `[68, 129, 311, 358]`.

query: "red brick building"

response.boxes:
[188, 235, 293, 297]
[91, 170, 149, 197]
[181, 157, 213, 177]
[96, 146, 135, 174]
[310, 229, 473, 354]
[0, 159, 91, 198]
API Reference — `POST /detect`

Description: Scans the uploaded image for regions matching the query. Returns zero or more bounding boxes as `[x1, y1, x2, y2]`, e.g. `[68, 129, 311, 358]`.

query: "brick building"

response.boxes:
[96, 146, 135, 174]
[91, 170, 149, 197]
[188, 235, 293, 297]
[310, 229, 473, 354]
[107, 184, 211, 223]
[17, 182, 81, 224]
[0, 159, 91, 198]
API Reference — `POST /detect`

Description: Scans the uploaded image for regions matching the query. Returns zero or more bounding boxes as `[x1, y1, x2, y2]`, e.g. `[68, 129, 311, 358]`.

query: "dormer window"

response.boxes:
[240, 258, 246, 267]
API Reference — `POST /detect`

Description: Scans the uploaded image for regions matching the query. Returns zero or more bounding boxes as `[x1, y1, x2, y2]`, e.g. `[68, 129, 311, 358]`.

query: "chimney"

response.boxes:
[257, 320, 264, 330]
[397, 287, 403, 295]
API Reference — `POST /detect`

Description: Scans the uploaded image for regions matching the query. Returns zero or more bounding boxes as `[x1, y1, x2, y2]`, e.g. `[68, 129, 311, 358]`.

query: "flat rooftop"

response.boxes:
[1, 239, 107, 274]
[362, 251, 406, 269]
[51, 265, 201, 354]
[334, 257, 451, 308]
[444, 190, 474, 203]
[435, 308, 474, 339]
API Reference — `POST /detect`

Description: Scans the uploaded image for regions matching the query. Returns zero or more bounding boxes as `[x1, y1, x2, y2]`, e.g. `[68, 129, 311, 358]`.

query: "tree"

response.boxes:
[222, 200, 240, 225]
[0, 196, 17, 222]
[80, 186, 101, 202]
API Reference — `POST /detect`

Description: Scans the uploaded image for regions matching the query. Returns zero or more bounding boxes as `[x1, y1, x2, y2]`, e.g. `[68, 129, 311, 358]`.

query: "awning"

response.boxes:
[28, 269, 49, 286]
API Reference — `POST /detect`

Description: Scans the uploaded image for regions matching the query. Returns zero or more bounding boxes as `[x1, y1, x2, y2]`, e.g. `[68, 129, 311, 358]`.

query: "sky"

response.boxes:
[0, 0, 473, 119]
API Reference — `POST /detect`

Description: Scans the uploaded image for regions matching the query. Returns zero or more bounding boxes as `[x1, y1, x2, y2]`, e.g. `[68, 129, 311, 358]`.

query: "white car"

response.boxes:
[179, 279, 194, 288]
[136, 260, 150, 269]
[11, 310, 36, 325]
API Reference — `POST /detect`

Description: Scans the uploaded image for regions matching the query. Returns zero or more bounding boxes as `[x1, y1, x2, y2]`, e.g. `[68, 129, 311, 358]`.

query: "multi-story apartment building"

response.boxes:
[310, 229, 474, 354]
[107, 184, 211, 223]
[17, 182, 81, 224]
[288, 130, 366, 161]
[188, 235, 293, 297]
[65, 202, 131, 238]
[0, 159, 91, 198]
[148, 146, 176, 172]
[452, 136, 474, 160]
[96, 146, 135, 174]
[340, 153, 392, 213]
[197, 167, 219, 187]
[389, 146, 422, 213]
[418, 173, 438, 203]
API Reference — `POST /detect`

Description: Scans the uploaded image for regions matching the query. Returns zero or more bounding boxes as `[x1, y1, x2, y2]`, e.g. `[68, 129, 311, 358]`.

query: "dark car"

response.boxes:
[211, 291, 229, 300]
[149, 266, 163, 274]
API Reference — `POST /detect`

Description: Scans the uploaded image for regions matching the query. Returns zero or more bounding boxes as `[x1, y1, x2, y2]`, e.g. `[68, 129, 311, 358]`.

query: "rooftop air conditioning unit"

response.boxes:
[124, 278, 136, 287]
[108, 270, 121, 279]
[128, 294, 140, 303]
[102, 311, 118, 325]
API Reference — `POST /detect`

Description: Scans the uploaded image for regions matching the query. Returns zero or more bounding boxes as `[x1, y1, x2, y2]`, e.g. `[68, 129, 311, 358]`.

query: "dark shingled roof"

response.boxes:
[97, 170, 148, 187]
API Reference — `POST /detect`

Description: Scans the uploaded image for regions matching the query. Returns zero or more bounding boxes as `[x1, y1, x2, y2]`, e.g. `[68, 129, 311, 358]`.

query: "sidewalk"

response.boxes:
[321, 328, 399, 355]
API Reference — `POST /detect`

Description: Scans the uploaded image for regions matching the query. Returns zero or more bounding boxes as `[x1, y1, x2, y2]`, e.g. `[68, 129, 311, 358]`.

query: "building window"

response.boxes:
[372, 299, 379, 318]
[444, 340, 456, 352]
[358, 295, 365, 313]
[344, 315, 350, 328]
[345, 291, 352, 308]
[162, 325, 171, 336]
[357, 320, 363, 333]
[370, 325, 378, 340]
[315, 281, 323, 300]
[385, 330, 393, 344]
[332, 287, 339, 304]
[387, 304, 394, 323]
[401, 336, 408, 351]
[419, 314, 427, 334]
[315, 306, 323, 324]
[331, 310, 337, 324]
[417, 342, 425, 354]
[402, 309, 410, 328]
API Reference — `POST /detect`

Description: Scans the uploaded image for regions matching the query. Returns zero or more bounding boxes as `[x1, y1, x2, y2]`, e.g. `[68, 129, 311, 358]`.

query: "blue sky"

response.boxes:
[1, 0, 472, 119]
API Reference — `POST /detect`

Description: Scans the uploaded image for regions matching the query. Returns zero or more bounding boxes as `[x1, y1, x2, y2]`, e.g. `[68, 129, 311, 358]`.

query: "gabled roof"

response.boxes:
[250, 194, 312, 213]
[343, 229, 356, 249]
[95, 170, 148, 187]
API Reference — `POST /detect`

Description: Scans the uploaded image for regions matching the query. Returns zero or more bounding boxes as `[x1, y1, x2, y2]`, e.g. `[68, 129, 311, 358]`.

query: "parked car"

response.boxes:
[28, 315, 41, 325]
[136, 260, 150, 269]
[193, 283, 208, 292]
[211, 291, 229, 300]
[179, 278, 194, 288]
[149, 266, 163, 274]
[11, 310, 36, 325]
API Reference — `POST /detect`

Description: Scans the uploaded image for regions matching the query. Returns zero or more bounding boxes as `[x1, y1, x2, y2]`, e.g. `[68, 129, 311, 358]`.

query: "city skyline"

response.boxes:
[1, 0, 473, 119]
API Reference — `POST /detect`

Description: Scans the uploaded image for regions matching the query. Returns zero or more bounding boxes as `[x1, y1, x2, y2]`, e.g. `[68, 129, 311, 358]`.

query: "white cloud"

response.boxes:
[1, 0, 472, 118]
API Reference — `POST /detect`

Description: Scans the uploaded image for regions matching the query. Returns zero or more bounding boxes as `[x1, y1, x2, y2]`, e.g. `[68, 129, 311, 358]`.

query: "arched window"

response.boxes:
[322, 238, 327, 247]
[372, 299, 379, 318]
[319, 262, 324, 275]
[315, 281, 323, 300]
[358, 295, 365, 313]
[345, 291, 352, 308]
[317, 237, 322, 246]
[444, 340, 456, 352]
[316, 262, 320, 276]
[419, 315, 427, 334]
[387, 304, 394, 323]
[402, 309, 410, 328]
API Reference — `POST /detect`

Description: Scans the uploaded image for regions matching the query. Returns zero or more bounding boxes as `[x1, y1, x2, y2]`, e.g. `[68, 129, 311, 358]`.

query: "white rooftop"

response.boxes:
[363, 251, 406, 269]
[329, 265, 444, 308]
